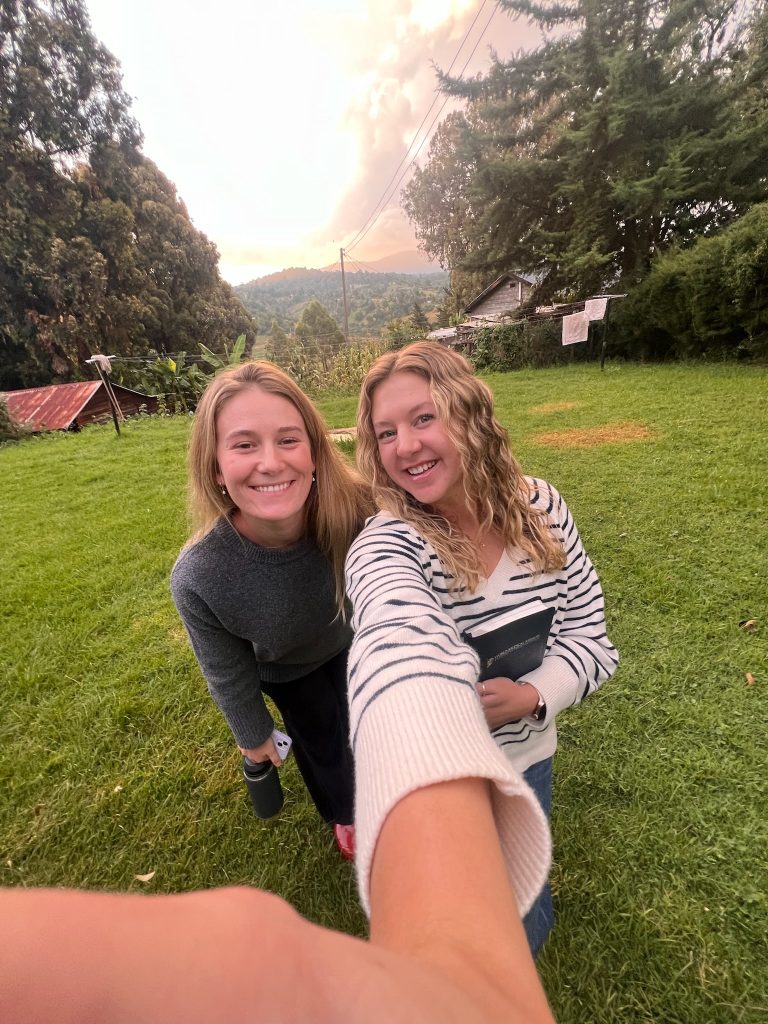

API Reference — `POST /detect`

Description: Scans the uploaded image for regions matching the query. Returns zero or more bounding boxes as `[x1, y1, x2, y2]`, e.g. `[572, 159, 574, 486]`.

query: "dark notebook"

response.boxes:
[462, 601, 555, 682]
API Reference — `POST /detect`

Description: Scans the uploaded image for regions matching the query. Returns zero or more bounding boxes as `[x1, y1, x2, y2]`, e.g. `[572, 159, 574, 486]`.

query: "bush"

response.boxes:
[614, 203, 768, 360]
[471, 320, 574, 372]
[292, 340, 390, 395]
[0, 397, 27, 443]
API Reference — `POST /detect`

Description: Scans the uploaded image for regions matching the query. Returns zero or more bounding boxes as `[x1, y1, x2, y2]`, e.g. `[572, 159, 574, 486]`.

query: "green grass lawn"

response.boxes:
[2, 362, 767, 1021]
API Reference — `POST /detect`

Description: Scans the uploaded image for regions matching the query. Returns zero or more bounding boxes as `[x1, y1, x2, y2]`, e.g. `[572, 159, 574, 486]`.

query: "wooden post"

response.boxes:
[339, 248, 350, 344]
[87, 356, 124, 436]
[600, 302, 611, 371]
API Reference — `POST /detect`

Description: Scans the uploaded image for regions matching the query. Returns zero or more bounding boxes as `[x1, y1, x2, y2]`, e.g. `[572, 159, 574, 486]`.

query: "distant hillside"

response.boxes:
[235, 269, 449, 336]
[251, 267, 321, 284]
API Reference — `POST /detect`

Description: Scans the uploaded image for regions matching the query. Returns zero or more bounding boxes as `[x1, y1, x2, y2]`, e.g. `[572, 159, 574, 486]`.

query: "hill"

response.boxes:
[235, 269, 449, 336]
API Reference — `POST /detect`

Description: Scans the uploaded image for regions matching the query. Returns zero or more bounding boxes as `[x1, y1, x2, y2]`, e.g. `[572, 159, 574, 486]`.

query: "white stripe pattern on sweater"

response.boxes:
[344, 478, 617, 914]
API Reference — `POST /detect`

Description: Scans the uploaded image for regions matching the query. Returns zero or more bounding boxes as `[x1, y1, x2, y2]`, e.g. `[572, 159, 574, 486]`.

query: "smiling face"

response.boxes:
[215, 386, 315, 544]
[371, 370, 466, 516]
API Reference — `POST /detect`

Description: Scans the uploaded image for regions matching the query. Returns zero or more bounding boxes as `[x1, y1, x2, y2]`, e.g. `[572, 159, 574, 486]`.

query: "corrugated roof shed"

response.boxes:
[2, 381, 158, 431]
[2, 382, 102, 431]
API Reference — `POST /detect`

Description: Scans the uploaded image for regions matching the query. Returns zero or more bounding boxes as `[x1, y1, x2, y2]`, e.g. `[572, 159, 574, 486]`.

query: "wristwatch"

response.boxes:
[530, 689, 547, 722]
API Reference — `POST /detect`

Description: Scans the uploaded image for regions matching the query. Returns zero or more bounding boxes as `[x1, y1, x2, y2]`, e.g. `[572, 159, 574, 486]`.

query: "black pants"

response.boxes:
[262, 648, 354, 826]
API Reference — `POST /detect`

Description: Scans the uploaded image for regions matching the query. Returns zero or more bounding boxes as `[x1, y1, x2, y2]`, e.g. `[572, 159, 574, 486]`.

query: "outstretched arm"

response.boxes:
[0, 779, 553, 1024]
[345, 515, 551, 915]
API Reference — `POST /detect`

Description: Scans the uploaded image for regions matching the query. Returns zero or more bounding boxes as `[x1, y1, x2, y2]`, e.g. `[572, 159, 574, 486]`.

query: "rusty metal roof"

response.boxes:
[1, 381, 102, 431]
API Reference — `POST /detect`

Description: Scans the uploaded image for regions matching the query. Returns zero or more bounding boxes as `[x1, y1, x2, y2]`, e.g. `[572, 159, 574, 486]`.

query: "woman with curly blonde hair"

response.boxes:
[172, 361, 372, 859]
[346, 342, 618, 953]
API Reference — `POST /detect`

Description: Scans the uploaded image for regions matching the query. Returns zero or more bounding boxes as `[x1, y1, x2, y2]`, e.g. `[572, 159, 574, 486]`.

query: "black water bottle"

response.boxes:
[242, 756, 284, 819]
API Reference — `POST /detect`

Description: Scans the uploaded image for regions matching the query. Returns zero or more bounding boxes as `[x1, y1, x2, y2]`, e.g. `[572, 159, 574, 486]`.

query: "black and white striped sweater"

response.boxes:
[346, 479, 618, 777]
[344, 479, 617, 914]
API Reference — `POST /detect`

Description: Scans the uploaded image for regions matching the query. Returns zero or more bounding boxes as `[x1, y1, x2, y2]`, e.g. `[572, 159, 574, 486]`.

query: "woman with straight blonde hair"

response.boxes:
[172, 361, 371, 858]
[346, 341, 618, 952]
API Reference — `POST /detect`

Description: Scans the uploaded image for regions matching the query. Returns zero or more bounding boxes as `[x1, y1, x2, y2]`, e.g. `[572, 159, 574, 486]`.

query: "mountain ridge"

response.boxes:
[239, 249, 439, 287]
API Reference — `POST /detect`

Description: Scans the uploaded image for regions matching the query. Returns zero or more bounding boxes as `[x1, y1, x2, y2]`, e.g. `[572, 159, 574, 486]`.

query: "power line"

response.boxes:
[345, 255, 378, 274]
[344, 0, 497, 256]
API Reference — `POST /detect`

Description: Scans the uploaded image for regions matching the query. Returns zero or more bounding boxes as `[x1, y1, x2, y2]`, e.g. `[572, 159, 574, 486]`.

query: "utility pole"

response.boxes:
[339, 247, 350, 343]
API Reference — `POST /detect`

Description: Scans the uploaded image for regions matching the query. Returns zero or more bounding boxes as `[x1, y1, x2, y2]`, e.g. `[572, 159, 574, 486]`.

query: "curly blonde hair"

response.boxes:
[187, 361, 372, 612]
[356, 342, 565, 591]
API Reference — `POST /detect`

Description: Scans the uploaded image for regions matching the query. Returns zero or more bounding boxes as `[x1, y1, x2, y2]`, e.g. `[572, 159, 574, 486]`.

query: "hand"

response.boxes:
[238, 736, 282, 767]
[475, 677, 540, 730]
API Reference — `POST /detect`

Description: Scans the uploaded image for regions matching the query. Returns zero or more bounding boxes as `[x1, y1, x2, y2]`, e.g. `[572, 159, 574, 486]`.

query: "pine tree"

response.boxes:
[265, 320, 292, 368]
[403, 0, 768, 297]
[410, 301, 430, 333]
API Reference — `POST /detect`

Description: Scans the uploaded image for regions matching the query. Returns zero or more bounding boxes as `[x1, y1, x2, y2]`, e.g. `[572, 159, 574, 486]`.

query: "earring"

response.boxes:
[312, 472, 316, 484]
[220, 484, 227, 498]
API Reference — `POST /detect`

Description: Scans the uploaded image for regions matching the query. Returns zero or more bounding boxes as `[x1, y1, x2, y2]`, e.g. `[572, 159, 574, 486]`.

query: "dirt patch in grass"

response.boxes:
[529, 400, 584, 414]
[531, 420, 656, 448]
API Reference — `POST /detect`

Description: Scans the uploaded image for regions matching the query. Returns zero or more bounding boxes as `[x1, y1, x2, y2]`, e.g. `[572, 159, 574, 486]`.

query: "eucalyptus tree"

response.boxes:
[0, 0, 254, 389]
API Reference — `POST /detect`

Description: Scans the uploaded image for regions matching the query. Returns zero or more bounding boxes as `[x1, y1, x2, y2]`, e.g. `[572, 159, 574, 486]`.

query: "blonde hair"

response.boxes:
[356, 342, 565, 591]
[187, 361, 372, 611]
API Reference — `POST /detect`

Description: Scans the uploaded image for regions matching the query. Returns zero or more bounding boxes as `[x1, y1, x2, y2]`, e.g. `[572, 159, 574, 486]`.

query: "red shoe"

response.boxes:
[333, 823, 355, 861]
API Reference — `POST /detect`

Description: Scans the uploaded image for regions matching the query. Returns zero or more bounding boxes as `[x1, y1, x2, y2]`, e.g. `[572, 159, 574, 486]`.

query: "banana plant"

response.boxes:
[197, 334, 247, 371]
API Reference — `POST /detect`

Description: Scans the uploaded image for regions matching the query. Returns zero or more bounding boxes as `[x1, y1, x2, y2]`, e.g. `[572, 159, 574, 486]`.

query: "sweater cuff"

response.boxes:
[518, 655, 579, 719]
[352, 677, 551, 918]
[217, 695, 275, 750]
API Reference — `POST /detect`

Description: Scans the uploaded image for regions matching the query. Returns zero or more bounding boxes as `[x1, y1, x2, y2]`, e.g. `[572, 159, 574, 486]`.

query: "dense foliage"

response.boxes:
[404, 0, 768, 307]
[472, 321, 581, 372]
[235, 269, 449, 336]
[0, 396, 27, 442]
[613, 200, 768, 358]
[0, 0, 255, 390]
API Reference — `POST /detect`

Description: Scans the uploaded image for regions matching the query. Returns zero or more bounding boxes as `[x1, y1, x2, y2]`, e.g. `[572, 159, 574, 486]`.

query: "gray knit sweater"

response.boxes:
[171, 518, 350, 748]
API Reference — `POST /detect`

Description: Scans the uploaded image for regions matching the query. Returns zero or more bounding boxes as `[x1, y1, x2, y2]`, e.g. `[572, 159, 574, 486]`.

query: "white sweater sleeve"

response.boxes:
[345, 516, 551, 918]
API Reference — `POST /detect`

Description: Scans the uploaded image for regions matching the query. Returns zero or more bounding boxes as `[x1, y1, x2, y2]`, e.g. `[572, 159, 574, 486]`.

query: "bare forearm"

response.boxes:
[0, 887, 300, 1024]
[369, 779, 554, 1023]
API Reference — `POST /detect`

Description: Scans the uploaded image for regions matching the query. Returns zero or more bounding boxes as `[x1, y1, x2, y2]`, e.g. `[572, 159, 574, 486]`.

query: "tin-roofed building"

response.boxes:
[1, 381, 158, 432]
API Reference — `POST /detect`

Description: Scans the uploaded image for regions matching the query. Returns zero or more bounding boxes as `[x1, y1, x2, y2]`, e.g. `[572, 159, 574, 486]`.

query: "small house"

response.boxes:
[1, 381, 158, 433]
[463, 272, 536, 320]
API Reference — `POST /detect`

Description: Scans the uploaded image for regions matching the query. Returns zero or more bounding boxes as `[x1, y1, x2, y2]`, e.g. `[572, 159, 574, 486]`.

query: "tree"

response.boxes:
[613, 200, 768, 359]
[294, 300, 345, 368]
[410, 301, 430, 334]
[0, 0, 256, 388]
[403, 0, 768, 299]
[0, 0, 140, 158]
[383, 318, 420, 350]
[1, 0, 138, 383]
[265, 320, 292, 368]
[0, 396, 26, 442]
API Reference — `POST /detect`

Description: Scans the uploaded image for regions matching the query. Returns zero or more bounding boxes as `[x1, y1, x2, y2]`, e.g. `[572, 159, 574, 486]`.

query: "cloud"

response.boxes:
[321, 1, 542, 259]
[87, 0, 544, 278]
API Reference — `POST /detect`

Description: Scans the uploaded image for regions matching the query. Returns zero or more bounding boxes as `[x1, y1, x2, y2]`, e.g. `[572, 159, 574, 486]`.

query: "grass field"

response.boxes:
[2, 361, 767, 1022]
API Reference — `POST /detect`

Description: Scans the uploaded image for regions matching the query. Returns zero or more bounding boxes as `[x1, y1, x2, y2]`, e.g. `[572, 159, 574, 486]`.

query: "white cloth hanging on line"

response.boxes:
[86, 354, 114, 374]
[584, 297, 608, 322]
[562, 311, 589, 346]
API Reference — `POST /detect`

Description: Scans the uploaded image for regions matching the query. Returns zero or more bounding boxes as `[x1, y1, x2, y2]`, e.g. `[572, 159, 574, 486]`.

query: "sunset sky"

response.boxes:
[86, 1, 542, 283]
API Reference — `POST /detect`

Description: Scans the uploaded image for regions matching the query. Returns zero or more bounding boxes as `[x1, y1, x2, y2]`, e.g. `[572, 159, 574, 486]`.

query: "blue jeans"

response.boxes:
[522, 756, 555, 958]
